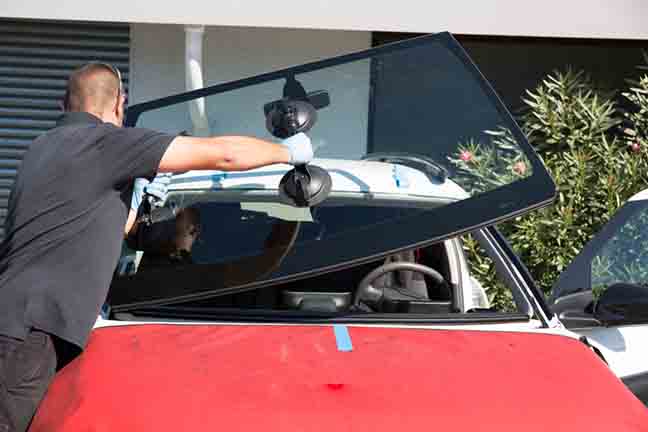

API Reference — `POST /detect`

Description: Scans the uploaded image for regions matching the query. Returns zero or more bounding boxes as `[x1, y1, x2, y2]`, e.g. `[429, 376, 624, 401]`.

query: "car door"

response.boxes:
[550, 189, 648, 403]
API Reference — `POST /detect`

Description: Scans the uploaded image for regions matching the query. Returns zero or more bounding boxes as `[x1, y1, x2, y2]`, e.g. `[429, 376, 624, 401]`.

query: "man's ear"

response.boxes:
[60, 90, 69, 112]
[115, 94, 126, 124]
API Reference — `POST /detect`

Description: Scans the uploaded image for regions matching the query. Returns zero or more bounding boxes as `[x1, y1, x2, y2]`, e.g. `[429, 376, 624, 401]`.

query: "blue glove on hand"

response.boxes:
[281, 132, 314, 165]
[130, 173, 172, 211]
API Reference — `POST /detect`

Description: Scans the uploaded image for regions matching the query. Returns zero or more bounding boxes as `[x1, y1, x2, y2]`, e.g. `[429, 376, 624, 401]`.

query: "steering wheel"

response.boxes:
[353, 261, 446, 308]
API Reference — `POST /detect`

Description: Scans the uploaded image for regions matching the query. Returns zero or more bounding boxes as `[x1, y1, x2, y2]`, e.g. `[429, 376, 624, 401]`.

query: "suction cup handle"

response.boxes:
[292, 165, 311, 207]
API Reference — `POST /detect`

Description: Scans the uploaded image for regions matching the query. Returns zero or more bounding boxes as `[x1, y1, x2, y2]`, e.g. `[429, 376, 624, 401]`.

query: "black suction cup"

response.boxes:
[266, 99, 317, 139]
[279, 164, 332, 207]
[263, 79, 332, 208]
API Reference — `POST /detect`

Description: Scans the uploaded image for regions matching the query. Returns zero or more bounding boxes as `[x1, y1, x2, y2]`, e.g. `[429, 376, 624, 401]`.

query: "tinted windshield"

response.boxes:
[110, 33, 554, 309]
[552, 197, 648, 301]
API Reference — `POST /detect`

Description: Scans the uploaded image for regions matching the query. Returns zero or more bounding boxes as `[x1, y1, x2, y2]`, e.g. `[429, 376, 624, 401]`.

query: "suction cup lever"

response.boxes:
[279, 163, 332, 208]
[292, 165, 311, 207]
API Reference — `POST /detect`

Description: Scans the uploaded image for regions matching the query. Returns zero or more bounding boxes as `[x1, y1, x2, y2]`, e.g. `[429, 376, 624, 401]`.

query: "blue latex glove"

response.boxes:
[281, 132, 314, 165]
[130, 173, 172, 211]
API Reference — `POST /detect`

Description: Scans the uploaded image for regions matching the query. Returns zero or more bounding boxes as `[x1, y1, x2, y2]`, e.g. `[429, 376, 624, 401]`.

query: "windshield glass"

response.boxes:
[110, 32, 554, 309]
[552, 197, 648, 301]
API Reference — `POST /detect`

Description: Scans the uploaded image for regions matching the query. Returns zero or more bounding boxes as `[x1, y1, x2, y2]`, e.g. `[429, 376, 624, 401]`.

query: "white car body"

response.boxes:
[102, 158, 633, 378]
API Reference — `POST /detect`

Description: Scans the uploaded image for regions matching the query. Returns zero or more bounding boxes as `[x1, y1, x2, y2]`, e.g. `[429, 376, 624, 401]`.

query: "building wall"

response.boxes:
[129, 24, 372, 158]
[130, 26, 648, 160]
[0, 18, 131, 239]
[461, 36, 648, 113]
[374, 32, 648, 112]
[4, 1, 648, 40]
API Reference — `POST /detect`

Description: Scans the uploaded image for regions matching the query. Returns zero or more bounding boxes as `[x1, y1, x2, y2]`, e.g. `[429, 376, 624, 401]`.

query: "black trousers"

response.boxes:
[0, 330, 57, 432]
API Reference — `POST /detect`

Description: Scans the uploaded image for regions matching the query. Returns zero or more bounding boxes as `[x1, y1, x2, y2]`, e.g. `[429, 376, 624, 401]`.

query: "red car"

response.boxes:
[30, 33, 648, 431]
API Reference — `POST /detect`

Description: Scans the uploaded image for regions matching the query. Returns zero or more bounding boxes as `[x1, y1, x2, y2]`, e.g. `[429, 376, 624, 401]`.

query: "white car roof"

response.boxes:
[628, 188, 648, 202]
[167, 158, 469, 203]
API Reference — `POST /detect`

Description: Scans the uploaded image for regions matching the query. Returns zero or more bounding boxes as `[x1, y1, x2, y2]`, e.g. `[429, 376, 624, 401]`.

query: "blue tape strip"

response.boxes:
[392, 165, 410, 189]
[333, 325, 353, 352]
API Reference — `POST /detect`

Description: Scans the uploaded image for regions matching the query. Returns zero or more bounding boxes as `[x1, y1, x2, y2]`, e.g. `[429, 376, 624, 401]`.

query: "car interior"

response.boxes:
[172, 242, 457, 315]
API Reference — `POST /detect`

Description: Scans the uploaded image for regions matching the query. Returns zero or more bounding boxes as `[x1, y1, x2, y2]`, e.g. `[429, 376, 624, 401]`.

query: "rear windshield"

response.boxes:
[110, 32, 554, 309]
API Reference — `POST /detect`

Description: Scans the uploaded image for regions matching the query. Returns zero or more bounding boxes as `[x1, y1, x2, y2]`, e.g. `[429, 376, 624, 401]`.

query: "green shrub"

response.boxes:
[448, 127, 531, 195]
[453, 63, 648, 308]
[622, 54, 648, 153]
[512, 67, 648, 295]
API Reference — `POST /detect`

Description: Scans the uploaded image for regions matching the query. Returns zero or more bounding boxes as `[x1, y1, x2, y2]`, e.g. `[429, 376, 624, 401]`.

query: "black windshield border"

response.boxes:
[114, 32, 556, 310]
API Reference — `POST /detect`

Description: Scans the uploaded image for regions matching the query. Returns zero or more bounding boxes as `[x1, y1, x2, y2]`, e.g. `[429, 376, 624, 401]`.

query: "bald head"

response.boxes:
[64, 63, 123, 122]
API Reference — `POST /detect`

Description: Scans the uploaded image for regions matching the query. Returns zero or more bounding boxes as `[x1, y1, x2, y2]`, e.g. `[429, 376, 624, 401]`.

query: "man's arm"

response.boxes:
[124, 133, 313, 236]
[158, 135, 294, 172]
[125, 210, 137, 236]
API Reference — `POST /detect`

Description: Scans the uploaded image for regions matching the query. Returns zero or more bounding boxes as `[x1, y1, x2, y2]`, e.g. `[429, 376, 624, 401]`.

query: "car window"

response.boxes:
[111, 32, 554, 309]
[461, 233, 514, 312]
[111, 194, 441, 308]
[111, 193, 530, 317]
[590, 208, 648, 297]
[128, 33, 549, 198]
[553, 198, 648, 301]
[139, 195, 428, 268]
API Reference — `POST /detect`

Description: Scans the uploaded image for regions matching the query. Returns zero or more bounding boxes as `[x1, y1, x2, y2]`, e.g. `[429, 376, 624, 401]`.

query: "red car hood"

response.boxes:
[30, 324, 647, 431]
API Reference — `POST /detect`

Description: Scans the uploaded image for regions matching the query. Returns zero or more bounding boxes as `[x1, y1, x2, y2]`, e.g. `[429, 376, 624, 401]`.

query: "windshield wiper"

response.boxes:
[361, 152, 447, 183]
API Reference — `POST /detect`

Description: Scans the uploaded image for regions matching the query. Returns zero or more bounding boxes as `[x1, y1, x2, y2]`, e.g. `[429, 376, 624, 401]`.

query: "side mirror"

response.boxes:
[594, 282, 648, 326]
[551, 290, 601, 328]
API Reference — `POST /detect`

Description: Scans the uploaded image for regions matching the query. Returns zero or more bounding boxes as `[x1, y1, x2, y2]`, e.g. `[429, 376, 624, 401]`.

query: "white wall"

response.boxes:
[130, 25, 372, 159]
[4, 1, 648, 39]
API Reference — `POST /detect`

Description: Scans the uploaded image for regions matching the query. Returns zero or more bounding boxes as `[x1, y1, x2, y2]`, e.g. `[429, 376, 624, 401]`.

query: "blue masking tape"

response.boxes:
[392, 165, 410, 189]
[333, 325, 353, 352]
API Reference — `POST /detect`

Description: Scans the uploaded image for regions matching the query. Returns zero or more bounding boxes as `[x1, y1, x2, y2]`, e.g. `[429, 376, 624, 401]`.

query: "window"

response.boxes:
[460, 232, 518, 312]
[111, 33, 554, 313]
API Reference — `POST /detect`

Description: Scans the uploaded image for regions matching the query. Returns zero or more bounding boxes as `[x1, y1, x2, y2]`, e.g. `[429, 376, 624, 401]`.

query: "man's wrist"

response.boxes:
[130, 178, 149, 211]
[280, 132, 313, 165]
[278, 143, 292, 164]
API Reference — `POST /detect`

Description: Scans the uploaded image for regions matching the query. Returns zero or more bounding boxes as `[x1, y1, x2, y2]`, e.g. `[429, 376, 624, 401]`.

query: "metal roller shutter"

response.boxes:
[0, 18, 130, 240]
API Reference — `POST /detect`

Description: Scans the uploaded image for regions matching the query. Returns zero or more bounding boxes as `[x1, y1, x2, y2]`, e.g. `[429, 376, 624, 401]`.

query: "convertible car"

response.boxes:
[29, 33, 648, 431]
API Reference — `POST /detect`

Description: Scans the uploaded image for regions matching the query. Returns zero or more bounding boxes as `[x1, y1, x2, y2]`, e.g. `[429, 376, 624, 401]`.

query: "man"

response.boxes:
[0, 62, 313, 431]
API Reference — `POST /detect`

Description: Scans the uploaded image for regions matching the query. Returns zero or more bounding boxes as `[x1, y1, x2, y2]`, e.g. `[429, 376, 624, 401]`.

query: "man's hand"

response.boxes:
[158, 134, 314, 173]
[281, 132, 314, 165]
[143, 173, 172, 207]
[130, 173, 172, 211]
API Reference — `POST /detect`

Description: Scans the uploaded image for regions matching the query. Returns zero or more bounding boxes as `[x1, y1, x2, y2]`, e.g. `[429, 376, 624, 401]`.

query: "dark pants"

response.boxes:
[0, 330, 56, 432]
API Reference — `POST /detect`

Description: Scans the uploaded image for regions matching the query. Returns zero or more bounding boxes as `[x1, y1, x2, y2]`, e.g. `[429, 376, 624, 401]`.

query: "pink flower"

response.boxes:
[513, 161, 527, 175]
[630, 141, 641, 153]
[460, 150, 473, 162]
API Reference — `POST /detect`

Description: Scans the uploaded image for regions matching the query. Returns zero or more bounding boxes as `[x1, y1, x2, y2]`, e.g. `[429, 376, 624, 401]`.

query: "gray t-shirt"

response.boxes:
[0, 112, 174, 349]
